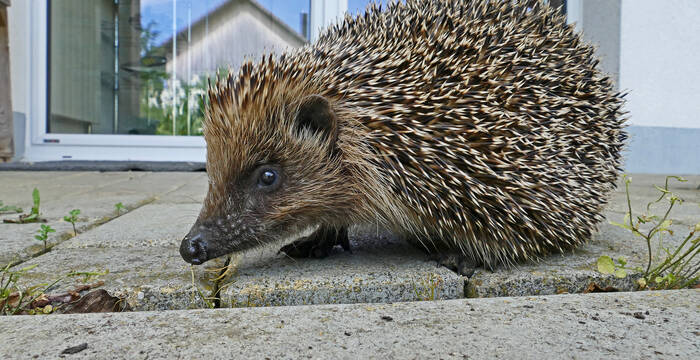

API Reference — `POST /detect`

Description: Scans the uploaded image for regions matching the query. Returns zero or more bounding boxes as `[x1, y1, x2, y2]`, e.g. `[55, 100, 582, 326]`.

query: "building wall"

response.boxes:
[310, 0, 347, 42]
[619, 0, 700, 129]
[620, 0, 700, 174]
[167, 1, 305, 77]
[568, 0, 700, 174]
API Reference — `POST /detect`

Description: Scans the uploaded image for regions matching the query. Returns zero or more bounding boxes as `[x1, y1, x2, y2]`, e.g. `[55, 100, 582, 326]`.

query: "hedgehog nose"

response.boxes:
[180, 233, 208, 265]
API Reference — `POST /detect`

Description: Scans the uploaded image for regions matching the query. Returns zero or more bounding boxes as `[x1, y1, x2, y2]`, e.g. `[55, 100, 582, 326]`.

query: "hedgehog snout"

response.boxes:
[180, 232, 209, 265]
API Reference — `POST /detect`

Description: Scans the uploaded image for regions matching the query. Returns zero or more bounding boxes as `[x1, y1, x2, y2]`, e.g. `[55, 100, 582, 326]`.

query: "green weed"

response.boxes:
[3, 188, 43, 224]
[63, 209, 81, 236]
[34, 225, 56, 251]
[598, 175, 699, 290]
[1, 263, 60, 315]
[0, 201, 22, 214]
[114, 202, 125, 216]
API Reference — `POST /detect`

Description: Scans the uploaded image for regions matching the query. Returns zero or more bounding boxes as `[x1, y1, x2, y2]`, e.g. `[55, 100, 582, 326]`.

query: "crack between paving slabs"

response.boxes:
[211, 255, 233, 308]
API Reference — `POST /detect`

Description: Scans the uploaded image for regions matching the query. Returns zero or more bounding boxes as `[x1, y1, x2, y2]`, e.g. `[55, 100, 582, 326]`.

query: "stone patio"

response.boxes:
[0, 171, 697, 357]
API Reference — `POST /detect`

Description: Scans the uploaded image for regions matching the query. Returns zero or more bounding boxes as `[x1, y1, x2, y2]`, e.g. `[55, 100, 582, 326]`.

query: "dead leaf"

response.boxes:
[583, 283, 619, 293]
[62, 289, 130, 314]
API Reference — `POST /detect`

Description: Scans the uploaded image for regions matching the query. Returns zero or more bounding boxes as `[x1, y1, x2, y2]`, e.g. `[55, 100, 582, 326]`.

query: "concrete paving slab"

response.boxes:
[13, 208, 461, 311]
[607, 190, 700, 225]
[220, 228, 464, 307]
[55, 203, 200, 249]
[0, 172, 198, 267]
[1, 290, 697, 359]
[466, 212, 697, 298]
[153, 173, 208, 204]
[9, 202, 226, 311]
[3, 172, 697, 311]
[10, 247, 213, 311]
[0, 160, 206, 172]
[0, 172, 146, 204]
[104, 172, 200, 198]
[1, 172, 197, 221]
[0, 221, 73, 267]
[0, 170, 80, 182]
[614, 174, 700, 193]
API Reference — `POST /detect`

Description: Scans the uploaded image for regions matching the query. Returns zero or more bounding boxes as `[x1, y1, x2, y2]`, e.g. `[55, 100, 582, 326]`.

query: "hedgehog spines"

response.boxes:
[205, 0, 626, 266]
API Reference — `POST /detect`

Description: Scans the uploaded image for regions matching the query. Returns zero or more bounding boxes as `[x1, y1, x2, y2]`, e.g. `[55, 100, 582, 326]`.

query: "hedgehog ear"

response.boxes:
[294, 95, 338, 149]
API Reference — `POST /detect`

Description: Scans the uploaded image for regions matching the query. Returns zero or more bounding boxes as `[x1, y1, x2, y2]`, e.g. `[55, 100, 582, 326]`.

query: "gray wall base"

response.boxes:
[624, 125, 700, 175]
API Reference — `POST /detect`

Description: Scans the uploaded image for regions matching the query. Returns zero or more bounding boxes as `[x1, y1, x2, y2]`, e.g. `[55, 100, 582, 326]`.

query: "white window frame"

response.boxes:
[20, 0, 347, 162]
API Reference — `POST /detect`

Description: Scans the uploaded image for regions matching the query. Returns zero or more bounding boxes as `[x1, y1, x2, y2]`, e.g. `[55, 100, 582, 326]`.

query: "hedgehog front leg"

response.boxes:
[429, 252, 483, 278]
[279, 225, 350, 258]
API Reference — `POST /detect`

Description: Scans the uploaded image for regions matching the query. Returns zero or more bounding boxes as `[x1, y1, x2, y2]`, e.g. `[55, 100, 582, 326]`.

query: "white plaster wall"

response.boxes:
[619, 0, 700, 129]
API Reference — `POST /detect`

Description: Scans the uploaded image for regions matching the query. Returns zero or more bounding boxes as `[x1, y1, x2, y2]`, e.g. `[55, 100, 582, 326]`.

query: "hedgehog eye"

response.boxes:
[252, 165, 282, 192]
[258, 169, 278, 187]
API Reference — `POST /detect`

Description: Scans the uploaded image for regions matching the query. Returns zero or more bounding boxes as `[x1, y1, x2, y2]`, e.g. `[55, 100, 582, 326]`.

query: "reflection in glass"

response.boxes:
[49, 0, 308, 136]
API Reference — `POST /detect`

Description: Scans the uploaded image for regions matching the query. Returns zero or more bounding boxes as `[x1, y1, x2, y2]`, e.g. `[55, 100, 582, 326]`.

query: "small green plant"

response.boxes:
[66, 269, 109, 283]
[34, 224, 56, 251]
[596, 255, 629, 279]
[1, 264, 110, 315]
[114, 202, 125, 216]
[1, 263, 59, 315]
[190, 266, 216, 309]
[0, 201, 22, 214]
[63, 209, 81, 236]
[412, 273, 443, 301]
[24, 188, 41, 222]
[599, 175, 700, 290]
[3, 188, 42, 224]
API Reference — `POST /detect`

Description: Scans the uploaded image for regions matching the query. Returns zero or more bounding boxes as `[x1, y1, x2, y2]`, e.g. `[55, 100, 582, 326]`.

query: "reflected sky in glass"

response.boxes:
[139, 0, 393, 46]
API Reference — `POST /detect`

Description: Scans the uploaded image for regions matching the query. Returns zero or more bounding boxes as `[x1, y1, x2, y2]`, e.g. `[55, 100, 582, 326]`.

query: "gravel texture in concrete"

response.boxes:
[1, 290, 697, 359]
[220, 228, 463, 307]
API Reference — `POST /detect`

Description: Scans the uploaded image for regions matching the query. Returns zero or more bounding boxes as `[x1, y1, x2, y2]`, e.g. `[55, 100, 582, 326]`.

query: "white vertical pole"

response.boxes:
[113, 0, 119, 134]
[172, 0, 177, 135]
[309, 0, 347, 43]
[205, 0, 210, 74]
[186, 1, 191, 136]
[567, 0, 583, 31]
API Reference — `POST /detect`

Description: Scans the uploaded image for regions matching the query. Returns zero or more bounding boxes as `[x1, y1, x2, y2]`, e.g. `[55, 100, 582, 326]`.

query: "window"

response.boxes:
[48, 0, 309, 136]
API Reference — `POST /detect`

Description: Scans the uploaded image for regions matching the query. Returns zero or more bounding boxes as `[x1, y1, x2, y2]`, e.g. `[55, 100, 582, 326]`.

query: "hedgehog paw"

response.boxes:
[432, 253, 480, 277]
[280, 226, 350, 259]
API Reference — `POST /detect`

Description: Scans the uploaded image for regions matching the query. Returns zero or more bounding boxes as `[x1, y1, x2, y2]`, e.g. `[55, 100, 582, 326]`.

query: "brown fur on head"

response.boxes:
[179, 59, 384, 264]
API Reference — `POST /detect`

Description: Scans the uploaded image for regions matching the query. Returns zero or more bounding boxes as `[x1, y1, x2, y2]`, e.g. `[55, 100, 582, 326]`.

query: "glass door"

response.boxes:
[20, 0, 346, 161]
[48, 0, 310, 137]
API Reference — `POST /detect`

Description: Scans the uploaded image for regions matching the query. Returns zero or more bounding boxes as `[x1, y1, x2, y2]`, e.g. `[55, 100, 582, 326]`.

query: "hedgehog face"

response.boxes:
[180, 94, 350, 265]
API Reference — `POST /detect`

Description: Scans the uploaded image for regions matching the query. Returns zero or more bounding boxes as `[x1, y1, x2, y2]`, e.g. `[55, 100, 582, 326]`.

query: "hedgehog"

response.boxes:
[179, 0, 626, 273]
